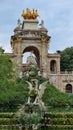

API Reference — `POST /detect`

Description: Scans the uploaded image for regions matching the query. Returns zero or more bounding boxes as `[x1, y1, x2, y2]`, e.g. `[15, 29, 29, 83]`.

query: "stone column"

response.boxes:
[17, 37, 22, 56]
[41, 37, 47, 78]
[16, 37, 22, 76]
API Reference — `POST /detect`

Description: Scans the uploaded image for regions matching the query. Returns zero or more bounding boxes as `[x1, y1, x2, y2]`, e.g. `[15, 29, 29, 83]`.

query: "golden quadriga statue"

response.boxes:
[21, 8, 39, 19]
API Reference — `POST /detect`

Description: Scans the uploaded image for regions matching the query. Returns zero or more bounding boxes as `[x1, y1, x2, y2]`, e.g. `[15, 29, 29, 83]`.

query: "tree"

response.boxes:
[0, 47, 4, 55]
[60, 47, 73, 71]
[0, 55, 13, 79]
[0, 54, 28, 111]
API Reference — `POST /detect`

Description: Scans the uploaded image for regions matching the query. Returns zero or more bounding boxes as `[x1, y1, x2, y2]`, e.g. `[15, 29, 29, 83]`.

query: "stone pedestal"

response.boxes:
[22, 19, 38, 30]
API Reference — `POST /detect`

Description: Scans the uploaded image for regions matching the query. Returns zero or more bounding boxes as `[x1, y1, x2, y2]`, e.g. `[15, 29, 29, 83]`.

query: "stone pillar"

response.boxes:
[17, 37, 22, 56]
[41, 37, 47, 78]
[16, 37, 22, 76]
[57, 59, 60, 74]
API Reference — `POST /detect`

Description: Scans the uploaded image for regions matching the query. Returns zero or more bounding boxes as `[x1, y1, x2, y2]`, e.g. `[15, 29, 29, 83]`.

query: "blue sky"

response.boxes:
[0, 0, 73, 53]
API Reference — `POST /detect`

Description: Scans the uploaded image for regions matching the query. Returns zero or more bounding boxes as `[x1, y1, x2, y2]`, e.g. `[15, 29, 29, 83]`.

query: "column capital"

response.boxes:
[41, 37, 47, 43]
[17, 37, 22, 42]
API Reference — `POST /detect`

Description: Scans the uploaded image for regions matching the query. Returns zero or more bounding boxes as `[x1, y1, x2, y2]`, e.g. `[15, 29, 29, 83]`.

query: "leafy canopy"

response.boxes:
[60, 47, 73, 71]
[0, 55, 28, 111]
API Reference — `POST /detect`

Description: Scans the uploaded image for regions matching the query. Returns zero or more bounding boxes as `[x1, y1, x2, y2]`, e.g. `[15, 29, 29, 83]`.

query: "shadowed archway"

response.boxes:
[50, 60, 57, 73]
[66, 84, 72, 93]
[23, 46, 40, 68]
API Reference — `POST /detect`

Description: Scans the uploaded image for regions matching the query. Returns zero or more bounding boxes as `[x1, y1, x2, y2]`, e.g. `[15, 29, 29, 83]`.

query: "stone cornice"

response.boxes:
[48, 53, 60, 58]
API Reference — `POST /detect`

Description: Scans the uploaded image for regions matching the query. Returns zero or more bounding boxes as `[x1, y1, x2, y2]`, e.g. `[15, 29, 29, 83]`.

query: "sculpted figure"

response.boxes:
[21, 8, 39, 19]
[21, 8, 31, 19]
[26, 8, 31, 19]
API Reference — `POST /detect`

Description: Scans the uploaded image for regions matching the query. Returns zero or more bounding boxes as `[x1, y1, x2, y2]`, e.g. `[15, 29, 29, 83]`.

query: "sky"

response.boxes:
[0, 0, 73, 53]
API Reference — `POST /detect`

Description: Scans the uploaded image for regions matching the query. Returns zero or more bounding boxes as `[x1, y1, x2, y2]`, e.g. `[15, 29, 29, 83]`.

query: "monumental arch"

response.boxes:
[10, 8, 73, 93]
[11, 9, 50, 77]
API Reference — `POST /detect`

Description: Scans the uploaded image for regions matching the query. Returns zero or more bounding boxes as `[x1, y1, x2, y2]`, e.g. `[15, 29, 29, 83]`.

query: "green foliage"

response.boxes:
[0, 127, 18, 130]
[0, 55, 13, 79]
[0, 55, 29, 111]
[18, 113, 41, 126]
[24, 63, 47, 84]
[40, 112, 73, 129]
[0, 112, 18, 128]
[0, 113, 14, 118]
[42, 83, 68, 107]
[0, 78, 29, 111]
[60, 47, 73, 71]
[45, 112, 73, 118]
[0, 118, 18, 125]
[0, 47, 4, 55]
[42, 82, 73, 112]
[36, 76, 48, 85]
[0, 54, 47, 111]
[48, 113, 73, 125]
[48, 125, 73, 129]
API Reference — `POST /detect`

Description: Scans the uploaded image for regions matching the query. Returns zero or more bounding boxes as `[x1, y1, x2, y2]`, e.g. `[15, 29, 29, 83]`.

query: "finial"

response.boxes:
[40, 20, 44, 28]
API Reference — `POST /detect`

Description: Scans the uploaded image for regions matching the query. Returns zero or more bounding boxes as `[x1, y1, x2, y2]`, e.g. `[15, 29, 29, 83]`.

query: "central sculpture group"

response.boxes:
[21, 8, 39, 19]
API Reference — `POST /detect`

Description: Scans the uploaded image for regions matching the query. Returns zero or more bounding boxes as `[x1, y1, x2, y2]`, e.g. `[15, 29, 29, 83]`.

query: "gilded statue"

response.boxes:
[21, 8, 39, 19]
